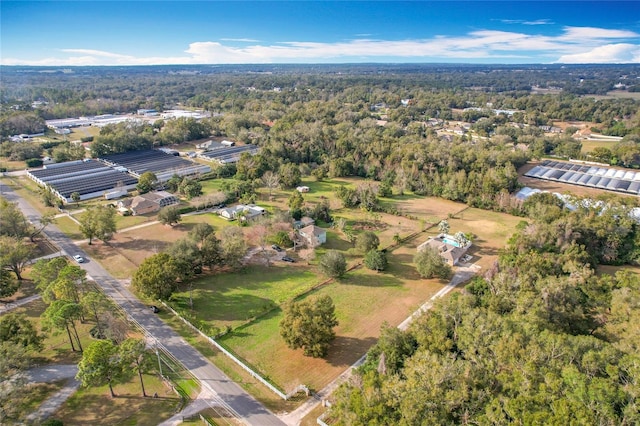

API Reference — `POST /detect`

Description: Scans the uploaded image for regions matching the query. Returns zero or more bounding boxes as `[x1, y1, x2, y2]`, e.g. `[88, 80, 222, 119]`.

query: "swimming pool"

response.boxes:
[442, 238, 461, 247]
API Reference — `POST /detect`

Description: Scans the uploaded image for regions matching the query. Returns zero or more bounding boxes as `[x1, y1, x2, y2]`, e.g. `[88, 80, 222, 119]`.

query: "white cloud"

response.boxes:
[61, 49, 132, 58]
[2, 26, 638, 65]
[500, 19, 553, 26]
[560, 26, 638, 41]
[523, 19, 553, 26]
[220, 38, 261, 43]
[557, 43, 640, 64]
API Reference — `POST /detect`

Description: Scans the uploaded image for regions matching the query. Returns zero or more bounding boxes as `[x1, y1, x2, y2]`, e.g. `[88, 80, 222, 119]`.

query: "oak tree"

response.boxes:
[280, 295, 338, 357]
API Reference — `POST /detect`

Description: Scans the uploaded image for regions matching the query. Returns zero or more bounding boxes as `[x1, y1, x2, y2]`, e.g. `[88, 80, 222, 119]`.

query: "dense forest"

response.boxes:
[328, 194, 640, 424]
[2, 65, 640, 207]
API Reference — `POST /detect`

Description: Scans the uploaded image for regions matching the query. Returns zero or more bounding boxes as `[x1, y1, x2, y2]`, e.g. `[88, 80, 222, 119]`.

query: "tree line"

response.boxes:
[327, 194, 640, 425]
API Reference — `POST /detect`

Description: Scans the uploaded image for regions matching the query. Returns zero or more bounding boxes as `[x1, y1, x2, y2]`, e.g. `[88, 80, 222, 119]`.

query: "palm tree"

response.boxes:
[438, 220, 450, 235]
[454, 231, 469, 247]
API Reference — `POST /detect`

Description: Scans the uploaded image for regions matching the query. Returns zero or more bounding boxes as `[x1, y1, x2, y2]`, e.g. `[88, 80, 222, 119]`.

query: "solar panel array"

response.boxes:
[28, 160, 138, 200]
[198, 145, 259, 163]
[99, 150, 208, 177]
[524, 160, 640, 195]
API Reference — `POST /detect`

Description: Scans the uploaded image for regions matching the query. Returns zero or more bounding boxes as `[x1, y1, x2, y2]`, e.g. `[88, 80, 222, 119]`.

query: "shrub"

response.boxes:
[319, 250, 347, 278]
[25, 158, 43, 168]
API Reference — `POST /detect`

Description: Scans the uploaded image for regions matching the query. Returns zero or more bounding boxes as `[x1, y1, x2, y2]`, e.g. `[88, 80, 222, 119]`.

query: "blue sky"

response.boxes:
[1, 1, 639, 65]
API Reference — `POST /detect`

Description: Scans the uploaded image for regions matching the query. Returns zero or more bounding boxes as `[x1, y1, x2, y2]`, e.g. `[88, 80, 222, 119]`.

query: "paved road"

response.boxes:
[0, 180, 285, 426]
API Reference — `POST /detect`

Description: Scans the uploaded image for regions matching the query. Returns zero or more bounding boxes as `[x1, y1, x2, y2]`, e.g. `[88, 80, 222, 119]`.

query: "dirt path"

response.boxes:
[0, 294, 42, 313]
[23, 364, 80, 424]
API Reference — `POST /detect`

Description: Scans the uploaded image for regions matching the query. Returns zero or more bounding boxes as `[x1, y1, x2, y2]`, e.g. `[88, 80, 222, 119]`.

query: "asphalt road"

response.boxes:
[0, 180, 285, 426]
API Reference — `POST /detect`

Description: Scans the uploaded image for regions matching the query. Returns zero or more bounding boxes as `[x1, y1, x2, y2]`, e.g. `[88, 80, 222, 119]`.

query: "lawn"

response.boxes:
[54, 215, 83, 241]
[0, 158, 27, 172]
[170, 264, 322, 330]
[219, 265, 448, 393]
[69, 126, 101, 139]
[392, 195, 467, 224]
[254, 177, 358, 212]
[580, 139, 618, 153]
[114, 213, 154, 230]
[1, 175, 59, 217]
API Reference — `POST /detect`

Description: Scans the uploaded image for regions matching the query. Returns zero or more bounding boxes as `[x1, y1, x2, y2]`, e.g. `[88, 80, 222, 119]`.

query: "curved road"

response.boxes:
[0, 179, 285, 426]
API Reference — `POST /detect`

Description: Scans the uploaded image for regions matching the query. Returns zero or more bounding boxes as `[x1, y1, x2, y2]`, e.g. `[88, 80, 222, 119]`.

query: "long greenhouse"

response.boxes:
[524, 160, 640, 196]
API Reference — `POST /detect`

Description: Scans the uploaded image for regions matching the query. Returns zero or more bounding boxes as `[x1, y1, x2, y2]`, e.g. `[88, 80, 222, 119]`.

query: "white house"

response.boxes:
[219, 204, 266, 221]
[299, 225, 327, 248]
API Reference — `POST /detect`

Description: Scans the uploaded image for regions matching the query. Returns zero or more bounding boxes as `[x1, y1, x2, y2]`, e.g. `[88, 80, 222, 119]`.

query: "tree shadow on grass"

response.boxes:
[324, 335, 377, 368]
[109, 236, 171, 254]
[466, 238, 500, 258]
[385, 252, 423, 281]
[172, 292, 277, 323]
[340, 271, 404, 288]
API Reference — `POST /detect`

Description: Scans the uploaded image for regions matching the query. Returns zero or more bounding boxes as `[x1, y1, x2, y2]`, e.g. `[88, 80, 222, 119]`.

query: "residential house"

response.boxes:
[417, 233, 471, 266]
[117, 191, 179, 215]
[219, 204, 266, 221]
[299, 225, 327, 248]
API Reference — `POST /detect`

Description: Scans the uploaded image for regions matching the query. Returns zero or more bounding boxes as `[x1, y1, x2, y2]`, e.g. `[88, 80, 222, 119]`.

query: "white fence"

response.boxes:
[160, 301, 308, 400]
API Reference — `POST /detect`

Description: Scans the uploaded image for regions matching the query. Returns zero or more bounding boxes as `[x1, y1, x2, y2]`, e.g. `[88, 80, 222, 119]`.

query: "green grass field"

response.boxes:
[219, 265, 447, 392]
[580, 139, 618, 154]
[54, 215, 83, 240]
[170, 264, 322, 330]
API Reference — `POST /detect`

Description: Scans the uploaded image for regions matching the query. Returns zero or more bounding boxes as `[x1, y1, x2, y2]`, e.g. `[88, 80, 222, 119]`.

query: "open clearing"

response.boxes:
[9, 174, 525, 410]
[219, 265, 448, 393]
[77, 180, 522, 396]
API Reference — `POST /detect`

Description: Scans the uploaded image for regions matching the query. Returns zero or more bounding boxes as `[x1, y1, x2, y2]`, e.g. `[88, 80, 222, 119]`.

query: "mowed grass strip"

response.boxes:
[54, 215, 83, 241]
[220, 266, 447, 393]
